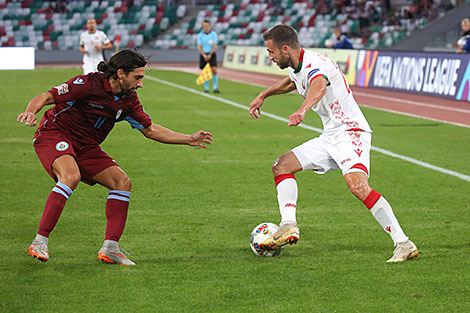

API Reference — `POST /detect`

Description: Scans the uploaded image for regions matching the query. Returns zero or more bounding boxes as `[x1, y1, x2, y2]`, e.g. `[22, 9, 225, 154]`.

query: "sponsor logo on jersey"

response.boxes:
[341, 158, 351, 165]
[56, 141, 69, 151]
[73, 78, 84, 85]
[54, 83, 69, 95]
[88, 102, 104, 109]
[115, 109, 123, 120]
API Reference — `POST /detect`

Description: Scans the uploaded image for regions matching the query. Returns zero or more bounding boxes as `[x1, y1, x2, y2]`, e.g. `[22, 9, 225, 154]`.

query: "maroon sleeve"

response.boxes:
[124, 95, 152, 129]
[48, 75, 90, 104]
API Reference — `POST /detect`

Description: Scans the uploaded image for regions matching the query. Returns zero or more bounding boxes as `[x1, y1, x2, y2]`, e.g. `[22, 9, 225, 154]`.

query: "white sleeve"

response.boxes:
[100, 31, 110, 45]
[304, 65, 329, 86]
[79, 33, 84, 46]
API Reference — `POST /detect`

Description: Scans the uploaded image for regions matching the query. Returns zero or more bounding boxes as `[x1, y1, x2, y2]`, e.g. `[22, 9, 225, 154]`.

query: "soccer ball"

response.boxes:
[250, 223, 283, 257]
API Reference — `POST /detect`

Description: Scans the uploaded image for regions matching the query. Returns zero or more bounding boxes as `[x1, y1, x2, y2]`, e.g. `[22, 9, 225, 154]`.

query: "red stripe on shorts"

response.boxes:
[350, 163, 369, 175]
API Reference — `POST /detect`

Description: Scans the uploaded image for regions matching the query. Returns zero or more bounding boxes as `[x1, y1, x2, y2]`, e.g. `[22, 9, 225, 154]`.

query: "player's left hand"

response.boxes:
[17, 112, 37, 127]
[288, 111, 305, 126]
[189, 130, 213, 148]
[95, 46, 102, 50]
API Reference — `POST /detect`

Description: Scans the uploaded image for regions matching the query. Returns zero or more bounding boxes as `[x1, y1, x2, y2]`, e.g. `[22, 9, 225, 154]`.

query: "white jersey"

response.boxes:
[80, 30, 110, 62]
[288, 49, 371, 133]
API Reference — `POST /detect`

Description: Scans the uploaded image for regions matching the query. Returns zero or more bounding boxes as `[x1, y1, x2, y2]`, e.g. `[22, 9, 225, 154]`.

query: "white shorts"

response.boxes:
[82, 57, 103, 74]
[292, 130, 372, 176]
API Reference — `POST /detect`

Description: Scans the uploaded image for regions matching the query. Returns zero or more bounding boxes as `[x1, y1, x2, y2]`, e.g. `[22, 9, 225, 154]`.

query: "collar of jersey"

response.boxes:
[293, 48, 305, 73]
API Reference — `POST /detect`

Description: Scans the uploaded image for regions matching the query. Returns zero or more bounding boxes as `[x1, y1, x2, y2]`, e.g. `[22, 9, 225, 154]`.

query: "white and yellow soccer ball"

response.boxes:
[250, 223, 283, 257]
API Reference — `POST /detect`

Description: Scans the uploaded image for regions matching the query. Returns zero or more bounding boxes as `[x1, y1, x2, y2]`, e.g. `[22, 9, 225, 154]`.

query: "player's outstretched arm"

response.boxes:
[96, 42, 112, 51]
[140, 123, 213, 148]
[249, 76, 296, 119]
[17, 92, 55, 127]
[288, 76, 327, 127]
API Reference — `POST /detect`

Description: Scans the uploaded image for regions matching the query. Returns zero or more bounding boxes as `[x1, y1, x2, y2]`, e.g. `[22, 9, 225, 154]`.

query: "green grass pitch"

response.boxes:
[1, 68, 469, 312]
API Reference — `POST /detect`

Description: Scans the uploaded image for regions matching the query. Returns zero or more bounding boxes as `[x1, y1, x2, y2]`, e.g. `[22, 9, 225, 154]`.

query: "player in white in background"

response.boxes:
[80, 18, 112, 74]
[249, 24, 418, 262]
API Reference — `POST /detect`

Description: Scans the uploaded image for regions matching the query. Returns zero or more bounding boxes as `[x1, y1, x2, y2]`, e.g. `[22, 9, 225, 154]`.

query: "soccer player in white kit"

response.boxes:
[80, 18, 112, 74]
[249, 25, 418, 262]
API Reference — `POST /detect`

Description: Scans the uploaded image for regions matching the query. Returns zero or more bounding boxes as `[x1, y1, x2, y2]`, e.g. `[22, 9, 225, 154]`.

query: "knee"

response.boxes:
[272, 157, 290, 176]
[348, 181, 371, 201]
[59, 173, 81, 190]
[112, 176, 132, 191]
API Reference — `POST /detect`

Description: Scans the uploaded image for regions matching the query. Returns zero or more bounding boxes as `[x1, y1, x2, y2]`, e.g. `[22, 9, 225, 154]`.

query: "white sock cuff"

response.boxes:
[35, 233, 49, 245]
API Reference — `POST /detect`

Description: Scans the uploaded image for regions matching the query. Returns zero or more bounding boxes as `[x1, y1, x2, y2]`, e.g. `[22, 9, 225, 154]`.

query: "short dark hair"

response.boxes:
[97, 49, 150, 79]
[262, 24, 299, 49]
[203, 20, 210, 24]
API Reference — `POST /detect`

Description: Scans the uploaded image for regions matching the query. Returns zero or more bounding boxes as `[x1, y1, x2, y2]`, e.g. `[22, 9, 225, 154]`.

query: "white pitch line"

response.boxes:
[145, 75, 470, 182]
[156, 67, 470, 128]
[359, 104, 470, 128]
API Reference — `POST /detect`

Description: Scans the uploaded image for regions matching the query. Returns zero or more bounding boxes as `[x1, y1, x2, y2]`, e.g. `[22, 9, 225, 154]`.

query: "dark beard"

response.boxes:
[277, 59, 289, 69]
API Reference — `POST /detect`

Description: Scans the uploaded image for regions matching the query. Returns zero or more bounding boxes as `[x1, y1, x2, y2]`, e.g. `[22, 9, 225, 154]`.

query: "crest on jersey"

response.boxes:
[73, 78, 84, 85]
[115, 109, 123, 120]
[54, 83, 69, 95]
[56, 141, 69, 151]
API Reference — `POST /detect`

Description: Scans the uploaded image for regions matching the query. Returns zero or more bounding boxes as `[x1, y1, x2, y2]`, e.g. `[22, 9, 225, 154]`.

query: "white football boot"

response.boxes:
[386, 240, 418, 263]
[28, 239, 49, 262]
[98, 240, 136, 266]
[259, 222, 299, 251]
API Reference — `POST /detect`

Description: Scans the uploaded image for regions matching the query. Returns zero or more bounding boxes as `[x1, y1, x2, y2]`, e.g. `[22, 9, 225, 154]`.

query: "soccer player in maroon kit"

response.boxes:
[17, 50, 212, 266]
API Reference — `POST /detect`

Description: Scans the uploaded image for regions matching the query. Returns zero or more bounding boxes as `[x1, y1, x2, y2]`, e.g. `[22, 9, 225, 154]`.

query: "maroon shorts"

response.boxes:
[33, 130, 118, 185]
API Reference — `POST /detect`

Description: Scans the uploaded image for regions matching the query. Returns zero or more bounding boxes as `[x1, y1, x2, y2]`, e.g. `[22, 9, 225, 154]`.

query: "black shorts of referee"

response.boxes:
[199, 53, 217, 69]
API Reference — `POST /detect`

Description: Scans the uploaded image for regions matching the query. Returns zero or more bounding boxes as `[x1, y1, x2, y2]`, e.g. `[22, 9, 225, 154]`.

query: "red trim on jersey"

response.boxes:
[350, 163, 369, 175]
[308, 74, 327, 85]
[103, 77, 112, 92]
[274, 174, 296, 186]
[346, 128, 365, 132]
[294, 49, 305, 73]
[363, 190, 381, 210]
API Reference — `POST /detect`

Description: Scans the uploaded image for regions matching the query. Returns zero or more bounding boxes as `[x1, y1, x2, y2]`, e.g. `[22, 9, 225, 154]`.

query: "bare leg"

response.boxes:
[344, 172, 408, 244]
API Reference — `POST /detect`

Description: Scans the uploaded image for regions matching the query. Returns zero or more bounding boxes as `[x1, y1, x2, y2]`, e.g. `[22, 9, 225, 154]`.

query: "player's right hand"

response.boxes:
[249, 96, 263, 119]
[17, 112, 37, 127]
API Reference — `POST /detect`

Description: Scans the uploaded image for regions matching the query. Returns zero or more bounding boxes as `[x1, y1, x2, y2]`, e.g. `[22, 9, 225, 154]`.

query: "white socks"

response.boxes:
[275, 176, 408, 245]
[276, 176, 298, 225]
[369, 195, 408, 245]
[102, 239, 119, 250]
[35, 234, 49, 245]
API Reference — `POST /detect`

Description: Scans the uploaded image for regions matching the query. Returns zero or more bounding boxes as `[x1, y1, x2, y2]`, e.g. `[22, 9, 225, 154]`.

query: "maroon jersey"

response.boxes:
[35, 72, 152, 145]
